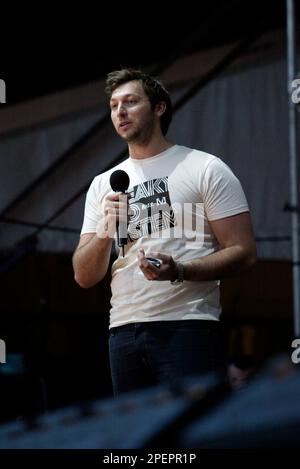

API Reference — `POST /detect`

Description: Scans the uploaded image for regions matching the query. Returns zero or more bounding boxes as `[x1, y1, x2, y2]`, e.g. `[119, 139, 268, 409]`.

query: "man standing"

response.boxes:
[73, 69, 256, 395]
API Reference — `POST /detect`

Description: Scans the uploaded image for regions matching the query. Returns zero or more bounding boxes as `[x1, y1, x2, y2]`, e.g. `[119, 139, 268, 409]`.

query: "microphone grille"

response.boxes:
[110, 170, 130, 192]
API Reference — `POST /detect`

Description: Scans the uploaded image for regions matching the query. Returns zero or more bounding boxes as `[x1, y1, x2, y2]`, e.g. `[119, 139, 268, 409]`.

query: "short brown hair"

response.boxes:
[105, 68, 172, 135]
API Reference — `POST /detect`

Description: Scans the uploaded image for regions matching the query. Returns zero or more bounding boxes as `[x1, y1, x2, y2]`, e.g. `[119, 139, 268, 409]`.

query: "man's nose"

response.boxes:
[117, 103, 127, 116]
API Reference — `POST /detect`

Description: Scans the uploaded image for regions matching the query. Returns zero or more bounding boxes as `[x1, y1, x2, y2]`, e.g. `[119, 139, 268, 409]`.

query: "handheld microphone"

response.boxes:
[109, 170, 130, 257]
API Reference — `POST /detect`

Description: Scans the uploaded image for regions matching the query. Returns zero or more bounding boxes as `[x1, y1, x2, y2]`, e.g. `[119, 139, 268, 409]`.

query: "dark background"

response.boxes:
[1, 1, 290, 105]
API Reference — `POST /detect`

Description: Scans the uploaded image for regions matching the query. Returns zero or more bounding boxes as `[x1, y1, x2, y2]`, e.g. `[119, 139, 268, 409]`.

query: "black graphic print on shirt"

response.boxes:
[127, 177, 175, 241]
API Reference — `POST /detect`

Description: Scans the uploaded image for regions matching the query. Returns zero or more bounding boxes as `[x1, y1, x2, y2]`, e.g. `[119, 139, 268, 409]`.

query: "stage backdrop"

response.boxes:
[0, 28, 299, 259]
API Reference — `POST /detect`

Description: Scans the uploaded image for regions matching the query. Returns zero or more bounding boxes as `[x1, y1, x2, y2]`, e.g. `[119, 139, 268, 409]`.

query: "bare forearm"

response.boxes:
[183, 245, 257, 282]
[73, 235, 113, 288]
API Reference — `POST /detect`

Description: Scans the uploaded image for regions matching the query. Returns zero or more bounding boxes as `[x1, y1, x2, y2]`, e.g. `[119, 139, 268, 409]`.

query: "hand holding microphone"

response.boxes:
[107, 170, 130, 257]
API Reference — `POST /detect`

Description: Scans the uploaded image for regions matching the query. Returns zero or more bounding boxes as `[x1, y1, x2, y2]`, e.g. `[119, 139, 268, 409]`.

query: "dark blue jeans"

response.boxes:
[108, 320, 226, 396]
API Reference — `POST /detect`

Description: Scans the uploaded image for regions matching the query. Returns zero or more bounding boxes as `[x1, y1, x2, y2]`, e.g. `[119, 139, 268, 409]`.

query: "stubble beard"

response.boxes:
[120, 115, 156, 145]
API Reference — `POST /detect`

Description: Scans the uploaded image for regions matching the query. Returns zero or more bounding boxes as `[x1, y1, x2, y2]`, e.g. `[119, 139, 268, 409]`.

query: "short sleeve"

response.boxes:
[202, 158, 249, 221]
[80, 178, 103, 235]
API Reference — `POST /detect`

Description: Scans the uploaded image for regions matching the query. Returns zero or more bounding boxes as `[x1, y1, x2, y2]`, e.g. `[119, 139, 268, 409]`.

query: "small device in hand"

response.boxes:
[146, 257, 162, 268]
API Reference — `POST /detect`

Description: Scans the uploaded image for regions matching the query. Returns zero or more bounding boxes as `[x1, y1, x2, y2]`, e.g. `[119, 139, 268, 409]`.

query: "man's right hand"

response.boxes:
[97, 191, 129, 239]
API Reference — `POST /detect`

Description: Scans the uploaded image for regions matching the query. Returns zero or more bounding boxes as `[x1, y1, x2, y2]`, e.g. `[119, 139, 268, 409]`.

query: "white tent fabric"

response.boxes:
[168, 57, 295, 260]
[0, 33, 298, 259]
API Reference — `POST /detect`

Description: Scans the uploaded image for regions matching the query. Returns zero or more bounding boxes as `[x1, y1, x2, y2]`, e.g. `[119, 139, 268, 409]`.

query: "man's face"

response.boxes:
[228, 364, 254, 390]
[110, 80, 157, 143]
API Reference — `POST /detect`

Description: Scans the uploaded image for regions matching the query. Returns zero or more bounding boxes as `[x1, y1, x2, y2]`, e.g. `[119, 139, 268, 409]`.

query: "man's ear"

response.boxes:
[155, 101, 166, 117]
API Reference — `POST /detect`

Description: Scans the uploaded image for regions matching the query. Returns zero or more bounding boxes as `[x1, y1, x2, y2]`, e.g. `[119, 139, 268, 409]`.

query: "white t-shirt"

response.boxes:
[81, 145, 249, 328]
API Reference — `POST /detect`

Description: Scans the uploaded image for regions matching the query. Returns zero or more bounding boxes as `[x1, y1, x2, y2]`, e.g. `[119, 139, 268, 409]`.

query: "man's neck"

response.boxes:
[128, 136, 173, 160]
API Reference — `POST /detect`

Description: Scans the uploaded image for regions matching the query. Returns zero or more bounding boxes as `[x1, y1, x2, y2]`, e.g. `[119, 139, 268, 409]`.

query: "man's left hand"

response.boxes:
[138, 249, 177, 281]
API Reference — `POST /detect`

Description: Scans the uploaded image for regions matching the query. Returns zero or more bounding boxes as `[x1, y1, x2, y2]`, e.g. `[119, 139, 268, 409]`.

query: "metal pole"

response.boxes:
[287, 0, 300, 337]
